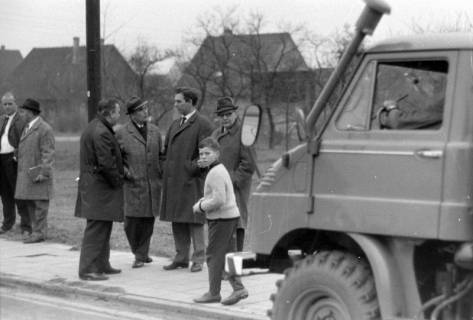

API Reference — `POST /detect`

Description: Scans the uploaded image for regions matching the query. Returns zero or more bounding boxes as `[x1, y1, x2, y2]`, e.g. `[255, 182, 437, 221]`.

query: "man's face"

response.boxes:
[18, 108, 34, 122]
[131, 105, 148, 125]
[198, 146, 219, 167]
[174, 93, 193, 115]
[109, 103, 121, 125]
[218, 110, 237, 129]
[2, 96, 17, 116]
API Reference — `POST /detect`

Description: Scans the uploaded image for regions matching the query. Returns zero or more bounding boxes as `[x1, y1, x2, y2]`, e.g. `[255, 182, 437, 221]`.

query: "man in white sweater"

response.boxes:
[192, 137, 248, 305]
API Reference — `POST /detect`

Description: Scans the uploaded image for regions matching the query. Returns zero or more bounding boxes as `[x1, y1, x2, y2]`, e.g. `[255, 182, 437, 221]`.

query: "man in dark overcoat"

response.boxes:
[0, 92, 28, 236]
[160, 87, 214, 272]
[211, 97, 255, 251]
[75, 99, 124, 281]
[116, 97, 162, 269]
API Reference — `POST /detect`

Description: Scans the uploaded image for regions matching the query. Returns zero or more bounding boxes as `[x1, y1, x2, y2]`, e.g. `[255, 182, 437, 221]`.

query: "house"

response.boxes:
[0, 45, 22, 86]
[3, 37, 137, 132]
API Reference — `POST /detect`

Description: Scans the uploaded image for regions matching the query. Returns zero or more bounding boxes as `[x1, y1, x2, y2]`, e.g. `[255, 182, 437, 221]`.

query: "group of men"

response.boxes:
[74, 87, 255, 281]
[0, 92, 55, 244]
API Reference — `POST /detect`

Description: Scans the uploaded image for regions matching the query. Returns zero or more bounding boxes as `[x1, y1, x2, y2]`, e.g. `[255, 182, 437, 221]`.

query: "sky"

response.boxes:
[1, 0, 472, 61]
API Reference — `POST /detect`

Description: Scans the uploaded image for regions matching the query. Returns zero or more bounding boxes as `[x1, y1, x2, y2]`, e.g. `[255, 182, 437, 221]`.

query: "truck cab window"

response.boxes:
[372, 60, 448, 130]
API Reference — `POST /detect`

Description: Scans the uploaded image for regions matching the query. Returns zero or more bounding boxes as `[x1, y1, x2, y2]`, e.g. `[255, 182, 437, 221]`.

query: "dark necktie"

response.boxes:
[179, 116, 186, 127]
[0, 117, 9, 151]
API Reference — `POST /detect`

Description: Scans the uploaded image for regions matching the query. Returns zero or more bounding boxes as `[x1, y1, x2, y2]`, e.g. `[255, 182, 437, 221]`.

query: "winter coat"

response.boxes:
[74, 116, 124, 222]
[211, 118, 255, 228]
[15, 117, 55, 200]
[116, 121, 162, 218]
[160, 111, 214, 224]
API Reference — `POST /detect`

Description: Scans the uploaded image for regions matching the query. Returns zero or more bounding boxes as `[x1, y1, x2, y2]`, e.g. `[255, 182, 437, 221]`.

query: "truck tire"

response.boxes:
[269, 250, 380, 320]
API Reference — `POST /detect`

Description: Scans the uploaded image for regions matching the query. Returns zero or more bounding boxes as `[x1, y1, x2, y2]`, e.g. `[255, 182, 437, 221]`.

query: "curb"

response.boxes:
[0, 273, 267, 320]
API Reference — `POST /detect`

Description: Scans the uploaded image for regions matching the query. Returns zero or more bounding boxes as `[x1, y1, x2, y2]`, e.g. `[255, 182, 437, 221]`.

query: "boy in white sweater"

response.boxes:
[192, 137, 248, 305]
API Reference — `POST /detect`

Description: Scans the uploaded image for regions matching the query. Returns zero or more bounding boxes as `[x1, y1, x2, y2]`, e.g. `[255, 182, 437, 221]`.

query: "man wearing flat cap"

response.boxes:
[211, 97, 255, 252]
[15, 98, 55, 244]
[116, 97, 163, 269]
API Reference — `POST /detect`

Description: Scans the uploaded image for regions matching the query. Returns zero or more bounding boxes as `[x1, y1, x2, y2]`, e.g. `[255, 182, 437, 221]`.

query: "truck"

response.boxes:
[226, 0, 473, 319]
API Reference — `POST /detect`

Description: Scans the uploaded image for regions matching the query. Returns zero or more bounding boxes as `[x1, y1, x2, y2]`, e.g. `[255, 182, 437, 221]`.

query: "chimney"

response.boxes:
[223, 28, 233, 36]
[72, 37, 79, 64]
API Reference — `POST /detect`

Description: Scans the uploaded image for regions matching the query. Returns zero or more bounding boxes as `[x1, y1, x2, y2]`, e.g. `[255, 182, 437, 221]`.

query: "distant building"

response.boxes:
[3, 37, 137, 132]
[0, 45, 22, 86]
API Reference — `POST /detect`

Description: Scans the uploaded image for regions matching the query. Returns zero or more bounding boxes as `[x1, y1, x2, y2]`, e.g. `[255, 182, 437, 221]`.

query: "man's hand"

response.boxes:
[34, 174, 47, 183]
[192, 199, 204, 214]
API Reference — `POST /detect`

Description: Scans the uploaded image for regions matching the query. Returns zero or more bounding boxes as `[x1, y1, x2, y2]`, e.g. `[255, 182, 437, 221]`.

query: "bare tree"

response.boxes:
[409, 13, 472, 33]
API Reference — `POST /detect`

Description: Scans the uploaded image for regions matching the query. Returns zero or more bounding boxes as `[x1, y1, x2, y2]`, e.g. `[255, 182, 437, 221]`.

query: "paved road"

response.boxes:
[0, 286, 206, 320]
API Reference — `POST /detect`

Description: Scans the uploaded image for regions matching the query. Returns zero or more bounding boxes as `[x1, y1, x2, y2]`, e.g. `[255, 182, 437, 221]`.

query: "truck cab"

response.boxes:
[228, 2, 473, 319]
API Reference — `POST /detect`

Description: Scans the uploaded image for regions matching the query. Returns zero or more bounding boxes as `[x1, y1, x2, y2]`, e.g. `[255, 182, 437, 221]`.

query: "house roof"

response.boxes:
[4, 44, 135, 100]
[0, 47, 23, 84]
[190, 32, 309, 74]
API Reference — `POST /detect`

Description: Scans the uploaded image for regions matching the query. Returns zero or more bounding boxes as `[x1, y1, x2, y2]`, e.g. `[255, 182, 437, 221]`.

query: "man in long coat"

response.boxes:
[75, 99, 124, 281]
[116, 97, 162, 269]
[15, 98, 55, 244]
[160, 87, 214, 272]
[211, 97, 255, 251]
[0, 92, 27, 235]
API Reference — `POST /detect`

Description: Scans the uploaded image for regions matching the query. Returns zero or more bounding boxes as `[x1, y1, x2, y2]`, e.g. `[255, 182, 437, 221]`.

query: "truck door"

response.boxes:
[309, 52, 455, 238]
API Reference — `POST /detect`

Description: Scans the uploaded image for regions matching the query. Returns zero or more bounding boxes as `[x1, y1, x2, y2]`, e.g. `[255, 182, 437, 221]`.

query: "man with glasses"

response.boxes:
[211, 97, 255, 252]
[0, 92, 27, 236]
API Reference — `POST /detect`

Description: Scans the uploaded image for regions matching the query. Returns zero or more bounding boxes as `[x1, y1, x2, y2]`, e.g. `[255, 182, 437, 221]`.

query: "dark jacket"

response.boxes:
[0, 112, 27, 156]
[116, 121, 162, 218]
[160, 111, 214, 224]
[74, 116, 124, 221]
[211, 118, 255, 228]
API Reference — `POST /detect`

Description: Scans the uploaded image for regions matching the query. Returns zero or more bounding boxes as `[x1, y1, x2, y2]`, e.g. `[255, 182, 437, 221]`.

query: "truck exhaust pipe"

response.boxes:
[306, 0, 391, 132]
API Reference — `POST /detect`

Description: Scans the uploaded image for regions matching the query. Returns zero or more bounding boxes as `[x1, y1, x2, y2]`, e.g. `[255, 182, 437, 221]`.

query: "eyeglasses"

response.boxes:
[2, 103, 13, 106]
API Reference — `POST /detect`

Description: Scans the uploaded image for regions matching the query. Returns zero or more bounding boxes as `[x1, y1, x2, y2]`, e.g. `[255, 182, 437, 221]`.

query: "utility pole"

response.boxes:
[86, 0, 101, 121]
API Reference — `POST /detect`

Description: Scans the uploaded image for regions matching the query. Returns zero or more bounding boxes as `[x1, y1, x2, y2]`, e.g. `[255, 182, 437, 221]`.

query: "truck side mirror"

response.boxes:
[295, 107, 307, 142]
[241, 104, 262, 147]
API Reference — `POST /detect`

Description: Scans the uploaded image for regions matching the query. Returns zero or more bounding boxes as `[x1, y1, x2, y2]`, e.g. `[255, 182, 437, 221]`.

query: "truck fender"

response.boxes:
[348, 233, 408, 318]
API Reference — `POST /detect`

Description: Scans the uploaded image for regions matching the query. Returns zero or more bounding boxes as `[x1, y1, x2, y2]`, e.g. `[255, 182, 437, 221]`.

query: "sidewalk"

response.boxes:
[0, 238, 280, 320]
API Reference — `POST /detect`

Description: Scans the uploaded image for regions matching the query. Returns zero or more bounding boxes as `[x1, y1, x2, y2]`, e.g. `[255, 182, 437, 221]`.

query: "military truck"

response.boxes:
[226, 0, 473, 319]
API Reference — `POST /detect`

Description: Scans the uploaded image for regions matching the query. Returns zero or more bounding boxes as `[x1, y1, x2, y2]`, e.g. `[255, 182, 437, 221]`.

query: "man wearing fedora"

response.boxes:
[15, 98, 55, 244]
[116, 97, 163, 269]
[211, 97, 255, 252]
[75, 98, 124, 281]
[160, 87, 214, 273]
[0, 92, 28, 236]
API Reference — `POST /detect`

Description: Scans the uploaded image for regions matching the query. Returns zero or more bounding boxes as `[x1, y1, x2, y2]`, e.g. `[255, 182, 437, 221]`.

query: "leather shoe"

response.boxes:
[23, 235, 45, 244]
[132, 260, 144, 268]
[103, 266, 121, 274]
[193, 292, 221, 303]
[22, 231, 32, 241]
[144, 256, 153, 263]
[221, 289, 249, 305]
[190, 262, 203, 272]
[79, 272, 109, 281]
[163, 261, 189, 270]
[0, 227, 9, 234]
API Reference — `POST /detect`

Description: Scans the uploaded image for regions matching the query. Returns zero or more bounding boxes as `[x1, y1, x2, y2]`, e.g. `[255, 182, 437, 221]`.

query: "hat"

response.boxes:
[126, 96, 148, 114]
[20, 98, 41, 113]
[215, 97, 238, 115]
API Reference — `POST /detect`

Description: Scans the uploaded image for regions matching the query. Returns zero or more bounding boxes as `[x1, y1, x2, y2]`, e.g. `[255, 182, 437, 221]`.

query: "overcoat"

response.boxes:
[15, 117, 55, 200]
[74, 116, 124, 222]
[159, 111, 214, 224]
[116, 121, 162, 218]
[211, 118, 255, 228]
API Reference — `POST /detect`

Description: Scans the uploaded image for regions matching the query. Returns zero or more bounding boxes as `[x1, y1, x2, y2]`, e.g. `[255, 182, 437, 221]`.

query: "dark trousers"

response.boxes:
[207, 218, 245, 296]
[236, 228, 245, 252]
[124, 216, 155, 261]
[0, 153, 29, 231]
[16, 200, 47, 236]
[172, 222, 205, 264]
[78, 220, 113, 275]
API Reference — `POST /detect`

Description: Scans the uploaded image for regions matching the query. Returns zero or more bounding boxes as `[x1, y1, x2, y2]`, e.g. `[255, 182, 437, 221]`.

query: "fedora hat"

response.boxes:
[215, 97, 238, 115]
[20, 98, 41, 113]
[126, 96, 148, 114]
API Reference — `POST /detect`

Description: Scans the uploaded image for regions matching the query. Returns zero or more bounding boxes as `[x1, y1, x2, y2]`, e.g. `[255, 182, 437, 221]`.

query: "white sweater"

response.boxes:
[200, 163, 240, 220]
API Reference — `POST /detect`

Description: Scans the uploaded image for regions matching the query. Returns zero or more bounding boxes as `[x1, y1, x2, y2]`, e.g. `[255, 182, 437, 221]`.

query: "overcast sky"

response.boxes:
[1, 0, 472, 58]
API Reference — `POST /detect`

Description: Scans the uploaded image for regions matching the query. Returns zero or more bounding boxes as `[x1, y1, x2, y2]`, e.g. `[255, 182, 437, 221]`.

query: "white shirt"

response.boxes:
[24, 116, 40, 135]
[0, 113, 16, 154]
[181, 109, 196, 124]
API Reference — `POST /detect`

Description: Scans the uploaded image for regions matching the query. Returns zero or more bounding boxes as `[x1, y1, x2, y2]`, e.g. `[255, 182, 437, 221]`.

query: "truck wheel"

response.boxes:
[269, 250, 380, 320]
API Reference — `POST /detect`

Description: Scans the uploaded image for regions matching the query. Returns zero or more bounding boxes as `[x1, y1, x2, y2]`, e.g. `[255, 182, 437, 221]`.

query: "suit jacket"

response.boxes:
[74, 116, 124, 221]
[211, 118, 255, 228]
[159, 111, 214, 223]
[14, 117, 55, 200]
[116, 121, 162, 218]
[0, 112, 27, 156]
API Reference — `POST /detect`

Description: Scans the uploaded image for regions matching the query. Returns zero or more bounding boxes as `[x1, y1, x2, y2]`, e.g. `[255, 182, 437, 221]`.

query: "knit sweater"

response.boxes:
[199, 163, 240, 220]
